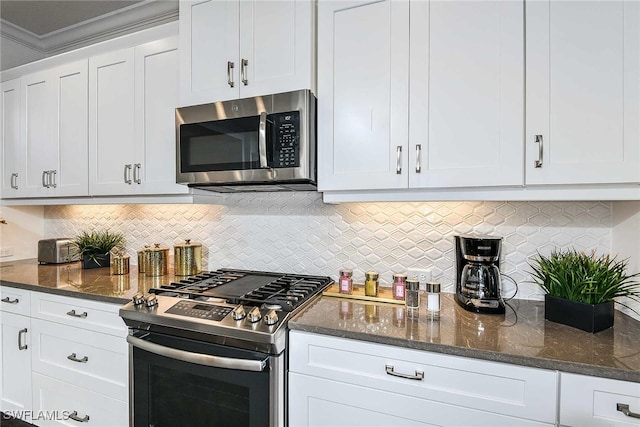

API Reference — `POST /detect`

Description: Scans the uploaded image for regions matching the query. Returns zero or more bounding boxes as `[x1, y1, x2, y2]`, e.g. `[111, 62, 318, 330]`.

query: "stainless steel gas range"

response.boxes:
[119, 268, 332, 427]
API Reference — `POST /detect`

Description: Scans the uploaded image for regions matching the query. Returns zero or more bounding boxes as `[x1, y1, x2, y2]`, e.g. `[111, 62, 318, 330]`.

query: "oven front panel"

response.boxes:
[130, 330, 283, 427]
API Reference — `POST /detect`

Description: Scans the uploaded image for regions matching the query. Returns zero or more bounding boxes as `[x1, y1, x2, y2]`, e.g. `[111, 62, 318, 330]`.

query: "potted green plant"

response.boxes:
[528, 249, 640, 333]
[73, 230, 125, 269]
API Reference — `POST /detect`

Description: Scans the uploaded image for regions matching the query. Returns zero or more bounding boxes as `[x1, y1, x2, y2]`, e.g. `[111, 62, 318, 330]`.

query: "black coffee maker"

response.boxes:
[454, 235, 505, 314]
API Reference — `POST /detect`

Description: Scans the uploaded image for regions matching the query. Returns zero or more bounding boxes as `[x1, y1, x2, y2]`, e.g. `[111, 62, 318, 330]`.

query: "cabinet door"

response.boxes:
[21, 70, 54, 197]
[88, 48, 136, 195]
[50, 60, 89, 197]
[179, 0, 240, 106]
[289, 373, 553, 427]
[1, 78, 23, 197]
[317, 0, 409, 191]
[239, 0, 314, 98]
[1, 312, 31, 414]
[134, 37, 188, 195]
[409, 0, 524, 188]
[526, 0, 640, 185]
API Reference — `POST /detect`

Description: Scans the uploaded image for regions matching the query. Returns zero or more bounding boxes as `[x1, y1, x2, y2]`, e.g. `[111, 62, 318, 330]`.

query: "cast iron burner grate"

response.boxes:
[149, 269, 332, 312]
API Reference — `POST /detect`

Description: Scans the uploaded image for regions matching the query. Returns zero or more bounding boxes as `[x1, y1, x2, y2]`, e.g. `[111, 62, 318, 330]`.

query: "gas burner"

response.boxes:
[262, 303, 283, 311]
[147, 269, 332, 313]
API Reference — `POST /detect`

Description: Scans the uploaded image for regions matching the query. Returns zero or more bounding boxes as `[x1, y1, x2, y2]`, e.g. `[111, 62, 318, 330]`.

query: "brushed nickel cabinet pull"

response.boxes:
[1, 297, 19, 304]
[534, 134, 543, 168]
[67, 353, 89, 363]
[617, 403, 640, 419]
[415, 144, 422, 173]
[68, 411, 90, 423]
[50, 170, 57, 188]
[67, 309, 88, 318]
[42, 170, 49, 188]
[10, 173, 18, 189]
[124, 164, 132, 184]
[133, 163, 141, 184]
[18, 328, 27, 350]
[241, 59, 249, 86]
[385, 364, 424, 381]
[396, 146, 403, 174]
[227, 61, 235, 88]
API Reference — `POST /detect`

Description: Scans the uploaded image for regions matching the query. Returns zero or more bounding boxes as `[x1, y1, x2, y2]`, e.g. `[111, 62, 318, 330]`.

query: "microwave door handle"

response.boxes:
[126, 335, 267, 372]
[258, 111, 268, 168]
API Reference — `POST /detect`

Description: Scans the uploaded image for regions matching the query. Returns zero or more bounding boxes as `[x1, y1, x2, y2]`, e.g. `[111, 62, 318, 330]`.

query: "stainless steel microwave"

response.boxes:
[175, 90, 316, 192]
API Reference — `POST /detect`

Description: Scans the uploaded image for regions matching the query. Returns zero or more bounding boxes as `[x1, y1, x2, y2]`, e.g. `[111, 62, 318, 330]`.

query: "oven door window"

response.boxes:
[132, 331, 271, 427]
[180, 116, 271, 172]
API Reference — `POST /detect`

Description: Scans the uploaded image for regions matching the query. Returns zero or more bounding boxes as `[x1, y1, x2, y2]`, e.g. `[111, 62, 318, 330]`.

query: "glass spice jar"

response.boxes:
[405, 278, 420, 309]
[392, 273, 407, 300]
[338, 269, 353, 294]
[426, 281, 441, 320]
[364, 271, 379, 297]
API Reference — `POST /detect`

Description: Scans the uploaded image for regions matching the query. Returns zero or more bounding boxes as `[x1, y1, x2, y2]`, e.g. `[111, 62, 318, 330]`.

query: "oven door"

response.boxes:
[127, 329, 284, 427]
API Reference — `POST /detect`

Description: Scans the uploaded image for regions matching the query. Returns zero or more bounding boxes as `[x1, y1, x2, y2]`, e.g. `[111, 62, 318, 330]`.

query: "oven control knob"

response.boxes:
[132, 293, 145, 306]
[145, 294, 158, 308]
[247, 307, 262, 323]
[264, 310, 279, 326]
[232, 305, 246, 321]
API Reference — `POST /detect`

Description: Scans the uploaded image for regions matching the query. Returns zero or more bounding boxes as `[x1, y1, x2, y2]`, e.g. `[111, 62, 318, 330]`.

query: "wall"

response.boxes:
[0, 205, 45, 260]
[45, 194, 614, 305]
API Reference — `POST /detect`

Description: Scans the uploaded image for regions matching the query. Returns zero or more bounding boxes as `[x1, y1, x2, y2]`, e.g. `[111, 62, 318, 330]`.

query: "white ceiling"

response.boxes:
[0, 1, 144, 37]
[0, 0, 178, 70]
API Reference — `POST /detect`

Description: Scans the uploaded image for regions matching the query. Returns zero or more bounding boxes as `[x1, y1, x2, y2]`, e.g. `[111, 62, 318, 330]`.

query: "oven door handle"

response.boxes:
[127, 335, 267, 372]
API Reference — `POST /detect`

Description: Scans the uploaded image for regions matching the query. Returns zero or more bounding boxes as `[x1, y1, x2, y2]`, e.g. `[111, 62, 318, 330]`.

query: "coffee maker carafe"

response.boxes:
[454, 235, 505, 314]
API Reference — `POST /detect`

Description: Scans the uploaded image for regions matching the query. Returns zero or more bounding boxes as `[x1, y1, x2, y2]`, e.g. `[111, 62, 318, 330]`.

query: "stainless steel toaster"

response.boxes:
[38, 238, 79, 264]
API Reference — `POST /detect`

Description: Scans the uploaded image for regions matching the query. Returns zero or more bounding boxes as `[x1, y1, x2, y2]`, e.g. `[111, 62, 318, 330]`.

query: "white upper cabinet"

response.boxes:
[1, 78, 22, 196]
[89, 49, 136, 195]
[134, 37, 188, 195]
[317, 0, 410, 191]
[9, 60, 88, 199]
[179, 0, 315, 106]
[409, 0, 524, 188]
[89, 37, 187, 196]
[318, 0, 524, 193]
[526, 0, 640, 185]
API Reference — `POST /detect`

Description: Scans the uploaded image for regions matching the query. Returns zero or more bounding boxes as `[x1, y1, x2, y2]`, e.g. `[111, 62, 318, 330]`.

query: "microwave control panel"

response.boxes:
[271, 111, 300, 168]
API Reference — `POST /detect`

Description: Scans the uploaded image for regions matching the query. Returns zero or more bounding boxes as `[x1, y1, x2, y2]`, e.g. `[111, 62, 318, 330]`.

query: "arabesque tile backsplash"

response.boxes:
[44, 193, 613, 305]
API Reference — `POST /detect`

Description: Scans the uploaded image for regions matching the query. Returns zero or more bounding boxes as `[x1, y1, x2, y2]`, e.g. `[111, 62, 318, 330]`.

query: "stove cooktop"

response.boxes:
[149, 269, 332, 312]
[120, 269, 333, 354]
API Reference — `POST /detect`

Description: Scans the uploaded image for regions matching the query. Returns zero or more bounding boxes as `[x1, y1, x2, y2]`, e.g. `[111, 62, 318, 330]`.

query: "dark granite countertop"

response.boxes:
[289, 293, 640, 383]
[0, 258, 178, 304]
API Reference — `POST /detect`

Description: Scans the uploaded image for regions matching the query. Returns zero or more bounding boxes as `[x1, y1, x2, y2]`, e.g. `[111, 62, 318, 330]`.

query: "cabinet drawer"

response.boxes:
[32, 372, 128, 427]
[290, 372, 554, 427]
[31, 318, 127, 401]
[290, 331, 558, 424]
[560, 373, 640, 426]
[31, 292, 126, 336]
[0, 287, 30, 316]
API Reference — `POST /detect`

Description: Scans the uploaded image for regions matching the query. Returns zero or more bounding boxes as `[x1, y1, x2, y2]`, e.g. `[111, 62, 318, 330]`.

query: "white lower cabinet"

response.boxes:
[0, 312, 31, 414]
[0, 288, 129, 426]
[31, 373, 128, 427]
[289, 331, 558, 427]
[560, 373, 640, 427]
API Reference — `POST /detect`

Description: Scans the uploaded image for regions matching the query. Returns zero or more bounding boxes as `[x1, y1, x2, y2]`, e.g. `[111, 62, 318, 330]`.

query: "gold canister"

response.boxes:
[364, 271, 379, 297]
[137, 245, 150, 273]
[145, 243, 169, 277]
[110, 254, 130, 275]
[173, 239, 202, 276]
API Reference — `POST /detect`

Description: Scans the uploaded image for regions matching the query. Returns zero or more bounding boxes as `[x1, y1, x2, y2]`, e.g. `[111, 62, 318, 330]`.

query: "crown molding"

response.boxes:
[0, 0, 178, 56]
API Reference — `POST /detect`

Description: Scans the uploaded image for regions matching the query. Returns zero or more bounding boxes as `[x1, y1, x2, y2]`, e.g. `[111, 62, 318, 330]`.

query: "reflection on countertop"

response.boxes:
[290, 293, 640, 383]
[0, 258, 180, 304]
